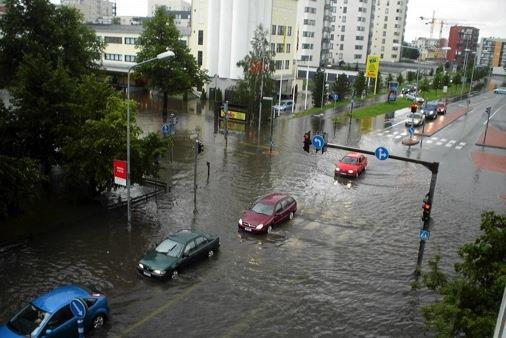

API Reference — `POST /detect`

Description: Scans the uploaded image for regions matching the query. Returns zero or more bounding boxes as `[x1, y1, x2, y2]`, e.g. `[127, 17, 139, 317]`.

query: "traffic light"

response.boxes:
[197, 140, 204, 154]
[422, 197, 431, 222]
[410, 102, 417, 113]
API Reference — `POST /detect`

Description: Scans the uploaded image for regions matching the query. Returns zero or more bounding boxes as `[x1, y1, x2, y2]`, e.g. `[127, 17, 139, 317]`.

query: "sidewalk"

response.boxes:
[414, 107, 469, 137]
[475, 125, 506, 149]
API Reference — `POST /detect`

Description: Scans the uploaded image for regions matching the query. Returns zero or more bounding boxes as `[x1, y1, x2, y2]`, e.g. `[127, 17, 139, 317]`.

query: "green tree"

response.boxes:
[452, 72, 463, 86]
[443, 73, 451, 87]
[396, 73, 404, 87]
[312, 68, 326, 107]
[354, 71, 366, 97]
[136, 7, 207, 115]
[387, 73, 393, 84]
[331, 73, 350, 102]
[407, 71, 416, 83]
[235, 25, 275, 123]
[421, 212, 505, 337]
[433, 71, 444, 90]
[419, 78, 430, 92]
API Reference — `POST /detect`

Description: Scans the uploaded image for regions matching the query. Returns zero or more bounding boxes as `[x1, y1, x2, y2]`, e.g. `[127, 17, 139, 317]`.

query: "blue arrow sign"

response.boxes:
[312, 135, 325, 150]
[419, 229, 430, 241]
[408, 127, 415, 135]
[161, 123, 171, 136]
[70, 299, 87, 319]
[374, 146, 389, 161]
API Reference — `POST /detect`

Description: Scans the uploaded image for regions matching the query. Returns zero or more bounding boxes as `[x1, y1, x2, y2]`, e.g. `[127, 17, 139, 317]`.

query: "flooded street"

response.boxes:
[1, 92, 504, 337]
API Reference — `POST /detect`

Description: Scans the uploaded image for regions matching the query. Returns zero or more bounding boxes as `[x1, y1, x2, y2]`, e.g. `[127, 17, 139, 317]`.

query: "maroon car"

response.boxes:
[238, 193, 297, 234]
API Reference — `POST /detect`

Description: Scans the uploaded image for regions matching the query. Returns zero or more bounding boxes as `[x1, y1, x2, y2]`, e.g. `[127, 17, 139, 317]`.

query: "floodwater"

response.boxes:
[0, 90, 503, 337]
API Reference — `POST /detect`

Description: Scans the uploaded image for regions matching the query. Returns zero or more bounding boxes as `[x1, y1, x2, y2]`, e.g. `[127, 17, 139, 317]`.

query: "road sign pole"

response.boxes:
[415, 168, 438, 277]
[193, 129, 199, 214]
[483, 108, 491, 144]
[77, 319, 85, 338]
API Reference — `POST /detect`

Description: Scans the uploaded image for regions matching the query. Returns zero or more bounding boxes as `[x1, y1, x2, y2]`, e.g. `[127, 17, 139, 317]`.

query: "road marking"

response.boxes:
[459, 142, 466, 146]
[448, 140, 456, 144]
[379, 119, 408, 132]
[377, 133, 383, 136]
[445, 143, 453, 147]
[394, 135, 402, 139]
[387, 134, 394, 138]
[483, 104, 505, 124]
[430, 137, 438, 141]
[426, 140, 433, 144]
[455, 146, 463, 150]
[383, 130, 390, 134]
[401, 132, 407, 136]
[440, 138, 447, 142]
[392, 131, 399, 135]
[436, 141, 443, 145]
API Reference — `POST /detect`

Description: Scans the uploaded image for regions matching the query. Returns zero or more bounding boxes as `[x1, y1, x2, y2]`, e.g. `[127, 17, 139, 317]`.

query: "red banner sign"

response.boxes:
[113, 160, 127, 186]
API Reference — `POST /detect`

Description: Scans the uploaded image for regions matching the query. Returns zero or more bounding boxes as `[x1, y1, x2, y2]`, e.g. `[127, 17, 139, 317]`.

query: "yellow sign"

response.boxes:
[220, 109, 246, 121]
[365, 55, 380, 78]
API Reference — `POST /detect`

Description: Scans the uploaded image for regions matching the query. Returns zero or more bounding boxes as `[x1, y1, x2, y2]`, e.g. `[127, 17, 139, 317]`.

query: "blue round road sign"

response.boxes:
[408, 127, 415, 135]
[374, 147, 389, 161]
[70, 298, 87, 319]
[419, 229, 430, 241]
[311, 135, 325, 150]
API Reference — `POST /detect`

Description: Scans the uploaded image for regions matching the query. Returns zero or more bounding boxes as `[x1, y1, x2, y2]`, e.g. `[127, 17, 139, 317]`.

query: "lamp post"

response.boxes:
[126, 50, 174, 226]
[213, 74, 219, 101]
[397, 44, 420, 94]
[468, 52, 478, 98]
[320, 67, 326, 108]
[263, 96, 274, 153]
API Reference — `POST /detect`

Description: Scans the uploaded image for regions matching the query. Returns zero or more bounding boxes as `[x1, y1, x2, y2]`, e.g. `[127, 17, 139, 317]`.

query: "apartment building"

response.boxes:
[332, 0, 372, 65]
[189, 0, 297, 85]
[447, 25, 479, 67]
[148, 0, 191, 16]
[88, 24, 190, 73]
[477, 37, 506, 68]
[61, 0, 115, 23]
[368, 0, 408, 62]
[296, 0, 324, 68]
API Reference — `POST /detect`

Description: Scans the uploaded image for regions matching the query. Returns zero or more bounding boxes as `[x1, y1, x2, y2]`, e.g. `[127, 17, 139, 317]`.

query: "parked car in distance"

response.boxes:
[421, 101, 438, 120]
[494, 87, 506, 94]
[436, 101, 447, 114]
[138, 229, 220, 280]
[238, 193, 297, 234]
[335, 152, 368, 178]
[405, 112, 425, 127]
[404, 93, 425, 104]
[401, 86, 417, 95]
[0, 285, 109, 338]
[272, 99, 294, 116]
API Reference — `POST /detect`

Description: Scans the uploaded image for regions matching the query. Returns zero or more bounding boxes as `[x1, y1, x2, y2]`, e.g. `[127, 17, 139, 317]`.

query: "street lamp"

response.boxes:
[460, 48, 472, 100]
[126, 49, 175, 226]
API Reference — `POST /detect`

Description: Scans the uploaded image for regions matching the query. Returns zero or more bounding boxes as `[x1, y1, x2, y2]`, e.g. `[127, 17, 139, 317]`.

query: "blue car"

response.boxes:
[0, 285, 109, 338]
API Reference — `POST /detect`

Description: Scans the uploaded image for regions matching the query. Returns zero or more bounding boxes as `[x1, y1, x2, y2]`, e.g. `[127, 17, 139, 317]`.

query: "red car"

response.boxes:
[238, 193, 297, 234]
[436, 101, 447, 114]
[335, 152, 368, 178]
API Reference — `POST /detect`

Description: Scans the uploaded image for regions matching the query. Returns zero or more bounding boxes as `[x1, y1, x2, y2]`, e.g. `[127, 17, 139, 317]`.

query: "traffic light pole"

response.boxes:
[324, 143, 439, 276]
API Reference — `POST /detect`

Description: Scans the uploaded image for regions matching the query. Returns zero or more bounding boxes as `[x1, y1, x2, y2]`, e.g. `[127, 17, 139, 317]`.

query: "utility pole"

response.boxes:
[258, 55, 265, 136]
[224, 101, 229, 146]
[193, 129, 199, 214]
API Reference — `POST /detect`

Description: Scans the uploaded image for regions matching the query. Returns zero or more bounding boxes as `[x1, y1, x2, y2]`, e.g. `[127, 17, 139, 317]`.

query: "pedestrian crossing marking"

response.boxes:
[445, 143, 453, 147]
[426, 140, 433, 144]
[392, 131, 399, 135]
[436, 141, 443, 145]
[455, 146, 463, 150]
[394, 135, 402, 139]
[431, 137, 438, 140]
[387, 134, 394, 137]
[401, 132, 407, 136]
[448, 140, 456, 144]
[441, 138, 447, 142]
[458, 142, 466, 146]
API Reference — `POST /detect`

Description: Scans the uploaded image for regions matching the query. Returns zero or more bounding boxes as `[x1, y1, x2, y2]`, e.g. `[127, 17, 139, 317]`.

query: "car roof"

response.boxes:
[32, 285, 88, 314]
[257, 193, 290, 205]
[168, 229, 202, 243]
[344, 152, 361, 158]
[426, 101, 438, 105]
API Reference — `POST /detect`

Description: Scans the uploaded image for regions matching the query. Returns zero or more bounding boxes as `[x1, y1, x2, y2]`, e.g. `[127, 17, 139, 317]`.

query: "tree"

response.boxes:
[136, 7, 207, 115]
[397, 73, 404, 87]
[312, 68, 326, 107]
[421, 212, 505, 337]
[354, 71, 366, 97]
[433, 71, 444, 90]
[419, 78, 430, 92]
[443, 73, 451, 87]
[235, 25, 275, 123]
[387, 73, 393, 84]
[331, 73, 350, 101]
[407, 71, 416, 83]
[452, 72, 463, 86]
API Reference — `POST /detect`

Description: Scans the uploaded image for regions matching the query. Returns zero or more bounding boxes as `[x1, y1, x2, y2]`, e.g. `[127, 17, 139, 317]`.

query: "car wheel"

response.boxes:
[92, 314, 106, 330]
[289, 211, 294, 220]
[171, 270, 179, 279]
[208, 249, 214, 258]
[267, 225, 273, 234]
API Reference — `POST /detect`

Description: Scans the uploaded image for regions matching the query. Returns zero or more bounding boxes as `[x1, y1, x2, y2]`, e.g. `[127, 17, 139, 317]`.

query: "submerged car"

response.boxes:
[405, 112, 425, 127]
[238, 193, 297, 234]
[494, 87, 506, 94]
[421, 101, 438, 120]
[335, 152, 368, 178]
[436, 101, 447, 114]
[0, 285, 109, 338]
[138, 229, 220, 280]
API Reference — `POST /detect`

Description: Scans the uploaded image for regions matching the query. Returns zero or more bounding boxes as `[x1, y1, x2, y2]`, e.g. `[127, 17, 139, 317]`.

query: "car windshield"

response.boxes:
[341, 156, 358, 164]
[251, 202, 274, 216]
[424, 103, 437, 110]
[7, 304, 48, 336]
[408, 113, 422, 119]
[156, 239, 184, 257]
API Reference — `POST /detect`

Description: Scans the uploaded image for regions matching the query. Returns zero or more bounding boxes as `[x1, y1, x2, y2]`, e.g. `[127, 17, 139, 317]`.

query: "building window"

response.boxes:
[198, 30, 203, 45]
[355, 45, 363, 50]
[392, 46, 398, 51]
[124, 55, 137, 62]
[383, 31, 387, 37]
[275, 60, 283, 70]
[384, 16, 388, 21]
[341, 26, 345, 32]
[197, 51, 202, 66]
[356, 36, 364, 41]
[304, 6, 316, 13]
[303, 19, 316, 26]
[272, 25, 276, 35]
[303, 31, 315, 38]
[341, 35, 345, 41]
[354, 54, 362, 59]
[276, 43, 285, 53]
[342, 16, 346, 23]
[277, 25, 285, 35]
[104, 53, 122, 61]
[302, 43, 314, 50]
[271, 43, 275, 52]
[343, 7, 347, 13]
[124, 37, 137, 45]
[285, 60, 290, 69]
[286, 44, 291, 53]
[357, 26, 365, 32]
[287, 26, 292, 36]
[104, 36, 122, 44]
[392, 54, 398, 59]
[382, 38, 385, 43]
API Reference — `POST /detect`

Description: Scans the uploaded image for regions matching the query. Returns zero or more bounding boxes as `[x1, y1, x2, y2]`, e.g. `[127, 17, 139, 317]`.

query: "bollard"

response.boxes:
[207, 161, 210, 178]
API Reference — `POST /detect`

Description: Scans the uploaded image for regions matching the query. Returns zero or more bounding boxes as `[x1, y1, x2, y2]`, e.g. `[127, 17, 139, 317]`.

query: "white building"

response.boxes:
[332, 0, 372, 65]
[88, 24, 191, 73]
[368, 0, 408, 62]
[296, 0, 324, 68]
[61, 0, 114, 23]
[189, 0, 298, 89]
[148, 0, 191, 16]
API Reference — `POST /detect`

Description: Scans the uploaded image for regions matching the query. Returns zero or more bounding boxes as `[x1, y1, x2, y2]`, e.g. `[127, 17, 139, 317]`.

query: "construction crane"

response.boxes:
[420, 12, 460, 40]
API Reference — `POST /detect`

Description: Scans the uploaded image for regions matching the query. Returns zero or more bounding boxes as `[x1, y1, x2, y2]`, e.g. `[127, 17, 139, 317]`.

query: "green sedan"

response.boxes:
[137, 229, 220, 280]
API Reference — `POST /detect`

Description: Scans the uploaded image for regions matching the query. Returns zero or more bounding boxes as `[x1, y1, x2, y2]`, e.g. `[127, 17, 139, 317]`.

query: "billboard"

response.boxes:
[366, 55, 380, 78]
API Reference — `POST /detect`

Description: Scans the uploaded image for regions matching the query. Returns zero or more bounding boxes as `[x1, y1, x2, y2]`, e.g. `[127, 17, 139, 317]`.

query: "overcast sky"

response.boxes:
[113, 0, 506, 42]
